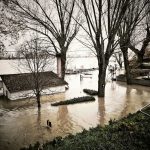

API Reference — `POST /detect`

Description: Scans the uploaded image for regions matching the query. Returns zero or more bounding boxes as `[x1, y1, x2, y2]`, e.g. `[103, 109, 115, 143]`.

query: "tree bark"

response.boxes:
[36, 92, 41, 108]
[60, 53, 66, 80]
[129, 27, 150, 63]
[122, 49, 132, 85]
[98, 63, 107, 97]
[119, 62, 123, 69]
[137, 53, 144, 63]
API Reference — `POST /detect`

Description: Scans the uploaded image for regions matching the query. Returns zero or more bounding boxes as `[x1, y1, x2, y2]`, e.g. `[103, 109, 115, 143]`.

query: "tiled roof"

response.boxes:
[1, 71, 67, 93]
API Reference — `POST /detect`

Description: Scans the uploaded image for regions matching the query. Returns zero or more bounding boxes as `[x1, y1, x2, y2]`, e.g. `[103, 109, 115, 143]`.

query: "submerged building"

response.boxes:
[0, 71, 68, 100]
[0, 77, 3, 96]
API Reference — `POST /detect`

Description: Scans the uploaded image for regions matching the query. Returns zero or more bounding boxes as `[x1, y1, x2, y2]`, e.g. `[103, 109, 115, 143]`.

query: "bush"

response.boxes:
[83, 89, 98, 95]
[51, 96, 95, 106]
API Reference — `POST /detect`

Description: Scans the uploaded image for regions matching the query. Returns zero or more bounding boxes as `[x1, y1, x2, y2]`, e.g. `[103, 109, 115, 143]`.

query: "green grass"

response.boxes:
[83, 89, 98, 95]
[21, 107, 150, 150]
[51, 96, 95, 106]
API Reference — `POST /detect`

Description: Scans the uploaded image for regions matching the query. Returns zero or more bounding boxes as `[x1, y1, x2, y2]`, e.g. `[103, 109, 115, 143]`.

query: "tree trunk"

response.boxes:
[137, 52, 144, 63]
[61, 53, 66, 80]
[119, 62, 122, 69]
[98, 63, 107, 97]
[36, 93, 41, 108]
[122, 49, 132, 84]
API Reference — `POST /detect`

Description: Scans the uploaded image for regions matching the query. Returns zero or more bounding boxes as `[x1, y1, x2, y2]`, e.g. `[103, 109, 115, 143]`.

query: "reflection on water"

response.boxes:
[98, 98, 106, 126]
[0, 71, 150, 150]
[57, 105, 74, 135]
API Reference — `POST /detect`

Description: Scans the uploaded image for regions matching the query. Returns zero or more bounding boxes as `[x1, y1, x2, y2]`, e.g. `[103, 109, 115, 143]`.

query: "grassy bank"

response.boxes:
[51, 96, 95, 106]
[22, 107, 150, 150]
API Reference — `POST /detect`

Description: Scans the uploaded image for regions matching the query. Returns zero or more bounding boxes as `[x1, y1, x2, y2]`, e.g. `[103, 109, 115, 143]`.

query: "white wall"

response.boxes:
[9, 85, 66, 100]
[41, 86, 65, 95]
[0, 81, 2, 88]
[0, 81, 3, 96]
[0, 87, 3, 96]
[3, 83, 11, 98]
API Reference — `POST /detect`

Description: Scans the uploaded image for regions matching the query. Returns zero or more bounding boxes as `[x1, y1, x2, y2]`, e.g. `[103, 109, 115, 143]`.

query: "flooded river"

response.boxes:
[0, 70, 150, 150]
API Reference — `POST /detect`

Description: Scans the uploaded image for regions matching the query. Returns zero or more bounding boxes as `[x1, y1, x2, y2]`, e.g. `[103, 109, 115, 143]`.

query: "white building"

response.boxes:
[0, 77, 3, 96]
[1, 71, 68, 100]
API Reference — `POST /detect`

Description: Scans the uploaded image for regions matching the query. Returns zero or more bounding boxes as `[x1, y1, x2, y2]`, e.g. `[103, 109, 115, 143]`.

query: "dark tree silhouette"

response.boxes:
[6, 0, 82, 79]
[17, 37, 54, 108]
[112, 51, 123, 69]
[129, 7, 150, 63]
[118, 0, 149, 84]
[0, 0, 25, 56]
[77, 0, 129, 97]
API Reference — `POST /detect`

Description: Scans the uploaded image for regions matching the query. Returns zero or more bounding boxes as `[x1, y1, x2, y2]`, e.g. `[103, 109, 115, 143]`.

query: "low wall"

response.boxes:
[131, 79, 150, 86]
[116, 75, 150, 87]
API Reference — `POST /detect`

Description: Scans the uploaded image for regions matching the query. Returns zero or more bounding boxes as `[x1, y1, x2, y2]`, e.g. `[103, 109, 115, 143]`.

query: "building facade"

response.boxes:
[1, 71, 68, 100]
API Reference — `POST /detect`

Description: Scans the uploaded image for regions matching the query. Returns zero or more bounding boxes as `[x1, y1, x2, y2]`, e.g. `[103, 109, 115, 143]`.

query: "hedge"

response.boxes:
[51, 96, 95, 106]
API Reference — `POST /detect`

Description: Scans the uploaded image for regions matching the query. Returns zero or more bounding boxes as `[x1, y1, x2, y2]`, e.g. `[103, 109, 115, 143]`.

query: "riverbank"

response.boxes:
[117, 74, 150, 87]
[22, 107, 150, 150]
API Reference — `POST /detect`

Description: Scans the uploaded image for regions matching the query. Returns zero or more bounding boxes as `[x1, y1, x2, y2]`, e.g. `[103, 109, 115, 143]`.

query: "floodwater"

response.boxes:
[0, 57, 98, 75]
[0, 70, 150, 150]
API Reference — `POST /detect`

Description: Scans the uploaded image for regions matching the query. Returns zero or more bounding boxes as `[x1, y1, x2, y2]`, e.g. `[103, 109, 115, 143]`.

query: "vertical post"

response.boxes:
[2, 82, 4, 96]
[56, 53, 62, 78]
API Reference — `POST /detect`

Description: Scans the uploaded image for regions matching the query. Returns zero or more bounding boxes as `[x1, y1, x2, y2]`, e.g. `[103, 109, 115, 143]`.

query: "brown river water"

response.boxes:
[0, 70, 150, 150]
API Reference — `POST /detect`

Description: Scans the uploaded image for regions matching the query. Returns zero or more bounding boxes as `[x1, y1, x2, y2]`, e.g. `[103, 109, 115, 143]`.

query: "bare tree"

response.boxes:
[112, 51, 123, 69]
[77, 0, 129, 97]
[1, 1, 26, 37]
[6, 0, 82, 79]
[129, 3, 150, 63]
[0, 1, 20, 54]
[118, 0, 149, 84]
[0, 0, 28, 60]
[17, 37, 54, 108]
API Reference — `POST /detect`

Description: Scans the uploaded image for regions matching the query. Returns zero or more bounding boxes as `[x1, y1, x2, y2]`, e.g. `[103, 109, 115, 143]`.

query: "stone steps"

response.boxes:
[140, 63, 150, 69]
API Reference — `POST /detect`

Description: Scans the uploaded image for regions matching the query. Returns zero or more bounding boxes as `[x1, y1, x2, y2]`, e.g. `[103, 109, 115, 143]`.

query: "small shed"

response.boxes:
[1, 71, 68, 100]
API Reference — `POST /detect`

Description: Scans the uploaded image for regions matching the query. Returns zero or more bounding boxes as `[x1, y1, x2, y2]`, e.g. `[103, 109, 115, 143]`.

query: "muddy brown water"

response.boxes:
[0, 71, 150, 150]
